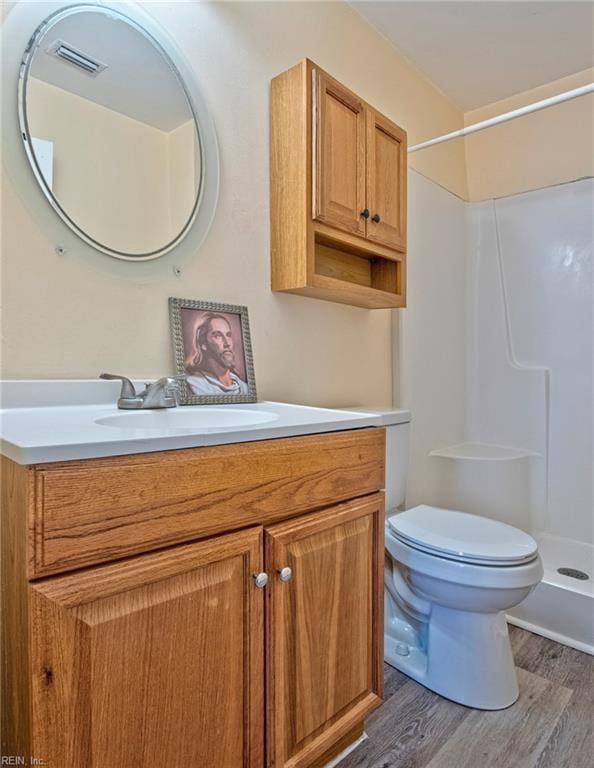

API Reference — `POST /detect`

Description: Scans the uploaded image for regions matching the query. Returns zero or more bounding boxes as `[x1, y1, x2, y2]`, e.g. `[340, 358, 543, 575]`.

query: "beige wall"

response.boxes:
[1, 0, 467, 407]
[464, 68, 594, 201]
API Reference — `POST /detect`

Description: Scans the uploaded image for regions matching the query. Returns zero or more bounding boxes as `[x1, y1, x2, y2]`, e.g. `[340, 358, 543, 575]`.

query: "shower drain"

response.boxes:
[557, 567, 590, 581]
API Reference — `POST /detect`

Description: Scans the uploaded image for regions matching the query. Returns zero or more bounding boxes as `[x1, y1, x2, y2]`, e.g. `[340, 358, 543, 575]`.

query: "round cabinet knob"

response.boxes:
[253, 572, 269, 589]
[278, 567, 293, 583]
[371, 213, 381, 223]
[360, 208, 370, 219]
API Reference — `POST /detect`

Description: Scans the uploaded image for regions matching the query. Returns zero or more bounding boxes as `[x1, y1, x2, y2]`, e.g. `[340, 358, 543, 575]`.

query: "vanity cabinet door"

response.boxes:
[28, 528, 264, 768]
[265, 494, 384, 768]
[365, 108, 407, 252]
[313, 69, 367, 237]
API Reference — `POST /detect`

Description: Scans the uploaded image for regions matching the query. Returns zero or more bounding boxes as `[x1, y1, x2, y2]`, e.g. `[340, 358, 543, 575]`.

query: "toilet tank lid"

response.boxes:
[388, 505, 538, 564]
[345, 407, 411, 426]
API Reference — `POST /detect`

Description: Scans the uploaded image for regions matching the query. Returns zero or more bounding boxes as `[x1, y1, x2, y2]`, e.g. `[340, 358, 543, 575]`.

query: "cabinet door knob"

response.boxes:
[253, 572, 269, 589]
[277, 567, 293, 583]
[360, 208, 370, 219]
[371, 213, 381, 223]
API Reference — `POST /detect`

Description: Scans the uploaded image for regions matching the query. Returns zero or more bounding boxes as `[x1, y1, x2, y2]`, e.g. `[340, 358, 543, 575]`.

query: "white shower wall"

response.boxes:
[467, 178, 593, 544]
[398, 175, 593, 546]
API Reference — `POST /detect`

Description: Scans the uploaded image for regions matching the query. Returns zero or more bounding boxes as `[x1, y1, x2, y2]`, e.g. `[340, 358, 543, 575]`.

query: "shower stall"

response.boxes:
[402, 86, 593, 653]
[431, 177, 593, 653]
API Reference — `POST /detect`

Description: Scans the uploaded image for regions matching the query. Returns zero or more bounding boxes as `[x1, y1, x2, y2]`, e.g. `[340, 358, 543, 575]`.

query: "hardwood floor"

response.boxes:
[340, 627, 593, 768]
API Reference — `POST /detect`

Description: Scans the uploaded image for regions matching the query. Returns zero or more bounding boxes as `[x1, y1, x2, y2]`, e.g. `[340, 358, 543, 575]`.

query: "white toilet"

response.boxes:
[366, 409, 543, 710]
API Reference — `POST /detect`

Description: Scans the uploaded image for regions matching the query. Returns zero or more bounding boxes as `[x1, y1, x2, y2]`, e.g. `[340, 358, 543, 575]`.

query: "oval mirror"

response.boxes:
[19, 4, 205, 260]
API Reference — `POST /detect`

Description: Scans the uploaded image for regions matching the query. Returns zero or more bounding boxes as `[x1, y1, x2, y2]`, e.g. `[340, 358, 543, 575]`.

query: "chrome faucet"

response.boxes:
[100, 373, 186, 409]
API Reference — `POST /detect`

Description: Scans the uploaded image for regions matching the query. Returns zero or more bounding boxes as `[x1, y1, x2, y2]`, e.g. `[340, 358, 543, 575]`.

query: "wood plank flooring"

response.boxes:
[340, 627, 593, 768]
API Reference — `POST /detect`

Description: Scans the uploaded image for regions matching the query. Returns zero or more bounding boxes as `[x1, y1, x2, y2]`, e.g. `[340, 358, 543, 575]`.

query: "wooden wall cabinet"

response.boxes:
[1, 429, 385, 768]
[313, 71, 367, 238]
[271, 59, 407, 309]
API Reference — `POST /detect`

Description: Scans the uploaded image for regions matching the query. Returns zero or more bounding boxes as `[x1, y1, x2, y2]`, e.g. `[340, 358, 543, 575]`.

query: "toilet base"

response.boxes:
[385, 605, 519, 710]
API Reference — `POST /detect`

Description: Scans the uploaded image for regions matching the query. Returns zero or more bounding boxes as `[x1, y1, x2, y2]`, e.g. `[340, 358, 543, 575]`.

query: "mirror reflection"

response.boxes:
[21, 5, 202, 259]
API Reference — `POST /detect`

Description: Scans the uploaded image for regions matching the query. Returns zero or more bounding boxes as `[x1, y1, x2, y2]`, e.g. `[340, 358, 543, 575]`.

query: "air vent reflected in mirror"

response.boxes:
[46, 40, 107, 76]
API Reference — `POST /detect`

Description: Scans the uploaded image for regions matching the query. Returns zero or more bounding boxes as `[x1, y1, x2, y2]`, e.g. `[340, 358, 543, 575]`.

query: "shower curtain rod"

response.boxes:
[408, 82, 594, 153]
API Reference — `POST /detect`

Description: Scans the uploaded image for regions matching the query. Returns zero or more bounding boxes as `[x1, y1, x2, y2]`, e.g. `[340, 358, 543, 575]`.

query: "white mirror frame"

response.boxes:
[3, 0, 219, 264]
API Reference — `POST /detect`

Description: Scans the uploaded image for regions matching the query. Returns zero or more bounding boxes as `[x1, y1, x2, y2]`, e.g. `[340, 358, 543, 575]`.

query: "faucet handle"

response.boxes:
[99, 373, 137, 399]
[165, 374, 188, 390]
[166, 375, 189, 398]
[153, 375, 186, 389]
[140, 375, 187, 408]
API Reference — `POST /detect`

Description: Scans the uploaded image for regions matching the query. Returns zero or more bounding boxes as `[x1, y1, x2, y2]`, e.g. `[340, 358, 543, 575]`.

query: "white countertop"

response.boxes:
[0, 380, 410, 465]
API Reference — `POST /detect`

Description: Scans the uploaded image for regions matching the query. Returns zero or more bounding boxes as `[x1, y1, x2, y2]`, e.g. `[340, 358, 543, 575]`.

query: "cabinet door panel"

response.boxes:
[266, 494, 384, 768]
[366, 109, 407, 252]
[29, 529, 264, 768]
[313, 70, 366, 237]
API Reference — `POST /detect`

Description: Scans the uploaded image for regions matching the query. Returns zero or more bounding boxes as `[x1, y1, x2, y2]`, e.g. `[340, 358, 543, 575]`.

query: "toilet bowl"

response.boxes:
[384, 505, 543, 709]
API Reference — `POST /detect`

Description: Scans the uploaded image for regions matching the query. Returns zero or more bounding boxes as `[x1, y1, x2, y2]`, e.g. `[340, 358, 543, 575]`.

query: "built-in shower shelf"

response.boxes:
[429, 442, 539, 461]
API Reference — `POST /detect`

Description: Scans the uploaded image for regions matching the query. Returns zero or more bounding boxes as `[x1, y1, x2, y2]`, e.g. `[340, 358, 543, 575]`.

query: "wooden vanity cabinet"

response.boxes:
[1, 429, 385, 768]
[266, 496, 383, 768]
[29, 529, 265, 768]
[271, 59, 407, 309]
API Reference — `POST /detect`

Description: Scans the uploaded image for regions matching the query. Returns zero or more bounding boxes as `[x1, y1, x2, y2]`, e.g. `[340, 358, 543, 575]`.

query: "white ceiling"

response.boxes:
[30, 9, 193, 131]
[350, 1, 594, 110]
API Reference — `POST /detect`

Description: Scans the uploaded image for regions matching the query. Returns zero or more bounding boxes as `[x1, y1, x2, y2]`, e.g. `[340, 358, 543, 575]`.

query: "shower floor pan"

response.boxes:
[507, 532, 593, 655]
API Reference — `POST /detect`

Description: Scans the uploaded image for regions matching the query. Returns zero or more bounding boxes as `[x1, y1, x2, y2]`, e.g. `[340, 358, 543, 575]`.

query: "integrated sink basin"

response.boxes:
[95, 408, 279, 432]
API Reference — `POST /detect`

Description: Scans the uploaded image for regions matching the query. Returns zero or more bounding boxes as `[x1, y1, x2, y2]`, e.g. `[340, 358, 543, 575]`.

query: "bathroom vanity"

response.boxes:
[1, 391, 389, 768]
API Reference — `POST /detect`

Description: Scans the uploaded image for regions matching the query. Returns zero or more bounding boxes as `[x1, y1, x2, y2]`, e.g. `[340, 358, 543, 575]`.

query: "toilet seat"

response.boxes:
[385, 525, 543, 589]
[388, 505, 538, 566]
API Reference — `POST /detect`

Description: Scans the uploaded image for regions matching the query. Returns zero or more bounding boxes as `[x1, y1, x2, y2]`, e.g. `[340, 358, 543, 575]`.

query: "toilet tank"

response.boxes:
[385, 417, 410, 511]
[347, 408, 411, 512]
